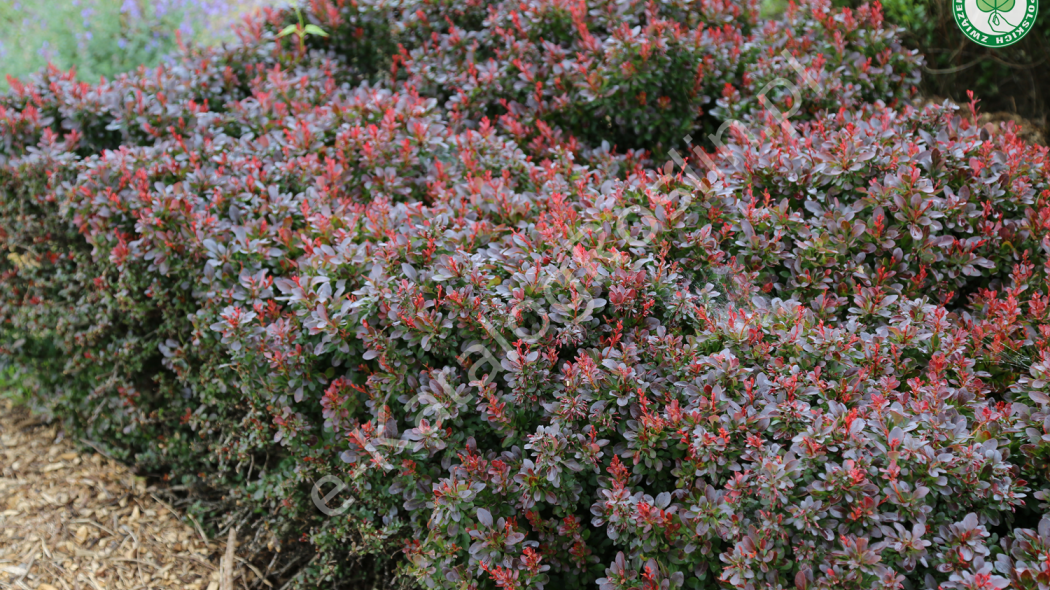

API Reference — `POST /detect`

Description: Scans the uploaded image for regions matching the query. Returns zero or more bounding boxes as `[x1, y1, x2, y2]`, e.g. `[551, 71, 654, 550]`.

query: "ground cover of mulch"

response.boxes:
[0, 399, 261, 590]
[918, 95, 1047, 146]
[979, 110, 1047, 146]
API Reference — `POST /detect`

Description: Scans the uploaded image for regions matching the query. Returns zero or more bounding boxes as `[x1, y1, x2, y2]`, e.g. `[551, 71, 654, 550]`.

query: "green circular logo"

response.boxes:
[954, 0, 1038, 46]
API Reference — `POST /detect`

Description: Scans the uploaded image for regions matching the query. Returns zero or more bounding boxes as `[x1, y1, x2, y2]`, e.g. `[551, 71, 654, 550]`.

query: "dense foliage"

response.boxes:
[321, 0, 920, 156]
[2, 1, 1050, 589]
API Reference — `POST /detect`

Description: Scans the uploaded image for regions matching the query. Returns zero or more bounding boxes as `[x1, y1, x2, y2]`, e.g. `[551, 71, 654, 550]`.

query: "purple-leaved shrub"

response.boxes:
[319, 0, 920, 159]
[2, 1, 1050, 589]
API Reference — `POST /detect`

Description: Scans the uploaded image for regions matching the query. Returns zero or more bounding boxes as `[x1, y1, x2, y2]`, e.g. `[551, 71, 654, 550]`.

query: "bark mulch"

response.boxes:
[0, 399, 261, 590]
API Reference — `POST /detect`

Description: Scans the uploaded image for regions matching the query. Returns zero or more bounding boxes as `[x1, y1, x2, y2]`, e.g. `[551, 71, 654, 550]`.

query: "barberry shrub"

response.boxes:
[318, 0, 920, 158]
[2, 1, 1050, 590]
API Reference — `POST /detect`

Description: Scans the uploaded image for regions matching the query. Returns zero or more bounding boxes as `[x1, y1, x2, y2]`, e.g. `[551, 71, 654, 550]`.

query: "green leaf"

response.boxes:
[303, 24, 329, 37]
[276, 24, 299, 38]
[975, 0, 1014, 12]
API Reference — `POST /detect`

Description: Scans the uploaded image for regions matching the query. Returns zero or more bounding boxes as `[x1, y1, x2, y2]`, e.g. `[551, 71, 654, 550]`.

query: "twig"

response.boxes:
[149, 493, 183, 521]
[109, 558, 160, 569]
[275, 554, 317, 590]
[988, 53, 1048, 70]
[237, 557, 273, 588]
[183, 553, 219, 571]
[186, 511, 209, 545]
[14, 553, 35, 584]
[120, 524, 139, 549]
[264, 551, 279, 578]
[923, 59, 983, 75]
[221, 527, 237, 590]
[12, 416, 43, 430]
[78, 438, 116, 461]
[70, 519, 117, 536]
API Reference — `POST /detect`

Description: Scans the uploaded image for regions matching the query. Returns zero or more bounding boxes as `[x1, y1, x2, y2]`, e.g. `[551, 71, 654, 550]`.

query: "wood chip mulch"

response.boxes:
[916, 95, 1047, 146]
[977, 110, 1047, 147]
[0, 399, 260, 590]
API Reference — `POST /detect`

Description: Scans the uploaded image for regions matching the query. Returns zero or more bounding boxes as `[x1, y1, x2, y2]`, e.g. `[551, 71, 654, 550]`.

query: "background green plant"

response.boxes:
[763, 0, 1050, 130]
[0, 0, 267, 90]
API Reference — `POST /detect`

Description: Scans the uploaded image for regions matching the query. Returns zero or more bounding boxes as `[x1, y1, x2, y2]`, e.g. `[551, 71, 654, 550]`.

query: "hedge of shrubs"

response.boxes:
[3, 0, 1050, 589]
[323, 0, 920, 157]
